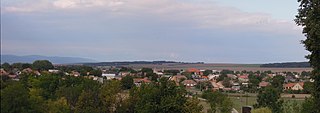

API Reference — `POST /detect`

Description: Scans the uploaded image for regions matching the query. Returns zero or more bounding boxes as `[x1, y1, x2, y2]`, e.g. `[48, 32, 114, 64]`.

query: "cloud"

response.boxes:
[2, 0, 299, 36]
[1, 0, 306, 63]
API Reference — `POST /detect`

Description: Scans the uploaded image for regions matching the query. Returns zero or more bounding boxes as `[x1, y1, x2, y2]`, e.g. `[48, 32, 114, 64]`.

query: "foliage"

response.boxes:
[222, 77, 232, 88]
[303, 81, 313, 94]
[202, 90, 233, 113]
[271, 75, 285, 91]
[47, 97, 71, 113]
[255, 86, 283, 113]
[203, 70, 213, 76]
[164, 70, 181, 75]
[32, 60, 54, 71]
[121, 75, 134, 90]
[282, 100, 301, 113]
[1, 62, 11, 71]
[295, 0, 320, 112]
[128, 78, 202, 113]
[300, 97, 317, 113]
[252, 107, 272, 113]
[1, 82, 32, 113]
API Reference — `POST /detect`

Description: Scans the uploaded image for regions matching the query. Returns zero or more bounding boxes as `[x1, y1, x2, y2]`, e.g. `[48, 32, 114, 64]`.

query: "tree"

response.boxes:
[271, 75, 285, 91]
[1, 82, 32, 113]
[121, 75, 134, 90]
[128, 78, 200, 113]
[255, 86, 283, 113]
[202, 90, 233, 113]
[203, 70, 213, 76]
[295, 0, 320, 112]
[183, 97, 203, 113]
[283, 100, 301, 113]
[47, 97, 71, 113]
[75, 90, 102, 113]
[303, 81, 313, 94]
[222, 77, 232, 88]
[89, 69, 102, 76]
[100, 80, 123, 113]
[300, 97, 317, 113]
[1, 62, 11, 71]
[32, 60, 54, 71]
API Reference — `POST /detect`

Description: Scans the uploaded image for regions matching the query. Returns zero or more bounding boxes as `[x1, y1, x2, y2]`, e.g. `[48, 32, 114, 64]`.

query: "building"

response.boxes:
[182, 80, 197, 87]
[102, 73, 116, 80]
[258, 81, 270, 88]
[283, 82, 304, 90]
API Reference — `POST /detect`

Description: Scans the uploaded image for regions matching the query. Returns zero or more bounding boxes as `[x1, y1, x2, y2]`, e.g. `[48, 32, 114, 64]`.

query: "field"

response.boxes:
[120, 63, 312, 73]
[197, 93, 309, 113]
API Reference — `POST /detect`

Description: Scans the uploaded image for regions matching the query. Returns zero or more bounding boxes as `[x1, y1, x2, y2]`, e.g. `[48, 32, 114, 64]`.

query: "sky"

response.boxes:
[1, 0, 308, 63]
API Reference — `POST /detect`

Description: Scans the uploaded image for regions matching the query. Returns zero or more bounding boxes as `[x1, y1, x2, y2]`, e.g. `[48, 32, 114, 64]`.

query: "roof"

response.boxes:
[187, 68, 200, 73]
[284, 83, 295, 87]
[238, 75, 248, 79]
[259, 81, 270, 87]
[134, 78, 151, 83]
[182, 80, 197, 85]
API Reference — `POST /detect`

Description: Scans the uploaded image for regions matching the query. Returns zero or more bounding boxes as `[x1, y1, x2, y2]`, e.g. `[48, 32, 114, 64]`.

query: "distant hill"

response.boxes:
[1, 55, 96, 64]
[260, 62, 310, 68]
[82, 61, 204, 66]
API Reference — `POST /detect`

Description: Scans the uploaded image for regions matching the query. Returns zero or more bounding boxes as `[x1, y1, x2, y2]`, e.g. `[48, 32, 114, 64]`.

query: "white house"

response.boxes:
[102, 73, 116, 80]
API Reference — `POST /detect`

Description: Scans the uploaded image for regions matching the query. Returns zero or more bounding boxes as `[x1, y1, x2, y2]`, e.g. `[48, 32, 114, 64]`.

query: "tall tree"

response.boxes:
[295, 0, 320, 112]
[1, 82, 32, 113]
[202, 90, 233, 113]
[255, 86, 283, 113]
[121, 75, 134, 90]
[32, 60, 54, 71]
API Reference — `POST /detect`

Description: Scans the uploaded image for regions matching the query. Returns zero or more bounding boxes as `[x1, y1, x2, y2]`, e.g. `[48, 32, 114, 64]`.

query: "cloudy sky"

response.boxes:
[1, 0, 308, 63]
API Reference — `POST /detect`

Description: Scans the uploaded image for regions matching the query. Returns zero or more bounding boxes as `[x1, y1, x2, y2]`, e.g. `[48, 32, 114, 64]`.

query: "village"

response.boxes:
[0, 62, 313, 95]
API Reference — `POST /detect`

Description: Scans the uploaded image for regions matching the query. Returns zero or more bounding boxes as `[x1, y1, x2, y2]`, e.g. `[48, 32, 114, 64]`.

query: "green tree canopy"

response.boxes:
[254, 86, 283, 113]
[295, 0, 320, 112]
[121, 75, 134, 90]
[32, 60, 54, 71]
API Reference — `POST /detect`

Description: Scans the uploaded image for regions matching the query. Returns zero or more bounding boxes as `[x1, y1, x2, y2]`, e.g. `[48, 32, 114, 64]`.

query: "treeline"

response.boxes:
[0, 73, 205, 113]
[260, 62, 310, 68]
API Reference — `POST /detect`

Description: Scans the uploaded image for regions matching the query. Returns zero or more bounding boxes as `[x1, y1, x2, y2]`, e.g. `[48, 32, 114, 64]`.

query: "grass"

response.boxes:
[228, 94, 306, 112]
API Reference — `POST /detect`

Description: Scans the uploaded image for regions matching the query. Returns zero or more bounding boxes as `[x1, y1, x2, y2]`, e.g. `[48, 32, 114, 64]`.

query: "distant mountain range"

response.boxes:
[1, 55, 96, 64]
[82, 61, 204, 66]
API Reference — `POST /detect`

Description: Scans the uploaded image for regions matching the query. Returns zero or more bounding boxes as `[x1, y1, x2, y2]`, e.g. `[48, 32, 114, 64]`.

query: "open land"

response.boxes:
[117, 63, 312, 73]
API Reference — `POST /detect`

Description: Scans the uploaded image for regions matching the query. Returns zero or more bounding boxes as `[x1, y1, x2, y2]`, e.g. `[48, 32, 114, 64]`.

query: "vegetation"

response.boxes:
[202, 90, 233, 113]
[252, 107, 272, 113]
[0, 72, 203, 113]
[254, 86, 283, 113]
[295, 0, 320, 112]
[260, 62, 310, 68]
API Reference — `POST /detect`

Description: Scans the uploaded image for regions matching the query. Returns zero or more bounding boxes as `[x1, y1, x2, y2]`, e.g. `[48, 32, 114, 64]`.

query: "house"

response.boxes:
[208, 74, 220, 80]
[186, 68, 202, 75]
[283, 82, 304, 90]
[71, 71, 80, 77]
[285, 76, 297, 83]
[0, 69, 8, 75]
[231, 83, 240, 91]
[182, 80, 197, 87]
[102, 73, 116, 80]
[259, 81, 270, 88]
[48, 69, 60, 73]
[93, 77, 104, 83]
[238, 75, 249, 82]
[169, 75, 187, 83]
[134, 78, 151, 86]
[211, 81, 225, 90]
[227, 74, 237, 80]
[22, 68, 33, 73]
